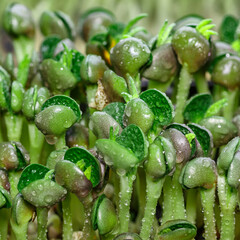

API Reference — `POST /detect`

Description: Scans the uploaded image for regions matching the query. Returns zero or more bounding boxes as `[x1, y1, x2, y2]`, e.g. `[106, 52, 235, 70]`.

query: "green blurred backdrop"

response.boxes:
[0, 0, 239, 49]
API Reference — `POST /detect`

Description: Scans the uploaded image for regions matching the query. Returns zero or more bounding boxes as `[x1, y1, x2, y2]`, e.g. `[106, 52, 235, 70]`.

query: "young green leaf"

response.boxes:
[183, 93, 213, 123]
[41, 95, 81, 121]
[204, 98, 227, 118]
[64, 147, 100, 187]
[140, 89, 174, 125]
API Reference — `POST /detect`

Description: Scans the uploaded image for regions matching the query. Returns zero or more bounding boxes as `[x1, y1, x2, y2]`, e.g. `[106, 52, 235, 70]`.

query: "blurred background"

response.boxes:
[0, 0, 239, 51]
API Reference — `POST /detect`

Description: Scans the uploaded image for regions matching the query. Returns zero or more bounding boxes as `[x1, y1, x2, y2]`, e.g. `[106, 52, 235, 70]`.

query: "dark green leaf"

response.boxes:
[183, 93, 213, 123]
[116, 124, 147, 161]
[64, 147, 100, 187]
[92, 194, 106, 230]
[188, 123, 212, 157]
[17, 164, 50, 193]
[40, 36, 61, 59]
[140, 89, 174, 125]
[219, 15, 239, 43]
[103, 102, 125, 128]
[42, 95, 81, 121]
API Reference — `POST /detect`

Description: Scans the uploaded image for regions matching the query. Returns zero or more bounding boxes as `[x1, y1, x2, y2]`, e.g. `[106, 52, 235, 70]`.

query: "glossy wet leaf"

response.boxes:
[12, 193, 34, 225]
[199, 116, 238, 147]
[123, 98, 154, 134]
[211, 55, 240, 89]
[92, 194, 105, 230]
[158, 219, 197, 240]
[40, 36, 61, 59]
[13, 142, 30, 171]
[103, 102, 125, 128]
[101, 70, 128, 102]
[41, 59, 77, 93]
[219, 15, 239, 44]
[35, 105, 78, 136]
[172, 26, 210, 73]
[80, 54, 108, 84]
[64, 147, 100, 187]
[143, 43, 179, 83]
[96, 139, 139, 172]
[188, 123, 213, 157]
[110, 37, 151, 77]
[55, 160, 92, 198]
[183, 93, 212, 123]
[145, 136, 176, 180]
[116, 124, 147, 161]
[17, 164, 50, 193]
[217, 137, 240, 174]
[21, 179, 67, 207]
[3, 3, 34, 37]
[166, 123, 196, 158]
[162, 128, 191, 164]
[40, 11, 74, 39]
[54, 11, 76, 40]
[42, 95, 81, 121]
[227, 151, 240, 188]
[179, 157, 217, 189]
[0, 186, 12, 208]
[140, 89, 174, 125]
[0, 142, 29, 171]
[92, 194, 117, 235]
[89, 111, 122, 139]
[46, 148, 67, 170]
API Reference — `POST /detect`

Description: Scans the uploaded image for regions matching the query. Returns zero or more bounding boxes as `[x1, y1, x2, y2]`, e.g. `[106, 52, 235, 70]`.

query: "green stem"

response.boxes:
[28, 122, 45, 164]
[186, 189, 197, 224]
[0, 208, 10, 240]
[222, 88, 239, 121]
[140, 175, 164, 240]
[162, 176, 174, 223]
[135, 168, 146, 231]
[218, 175, 237, 240]
[10, 219, 28, 240]
[62, 193, 73, 240]
[4, 113, 23, 141]
[119, 169, 136, 234]
[194, 71, 210, 94]
[81, 195, 96, 240]
[13, 36, 34, 65]
[8, 171, 21, 198]
[172, 164, 186, 220]
[162, 164, 186, 223]
[174, 65, 193, 123]
[37, 207, 48, 240]
[200, 186, 217, 240]
[55, 134, 66, 150]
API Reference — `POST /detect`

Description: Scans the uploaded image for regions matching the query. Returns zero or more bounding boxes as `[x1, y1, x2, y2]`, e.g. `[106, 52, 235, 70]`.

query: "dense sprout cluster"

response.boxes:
[0, 3, 240, 240]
